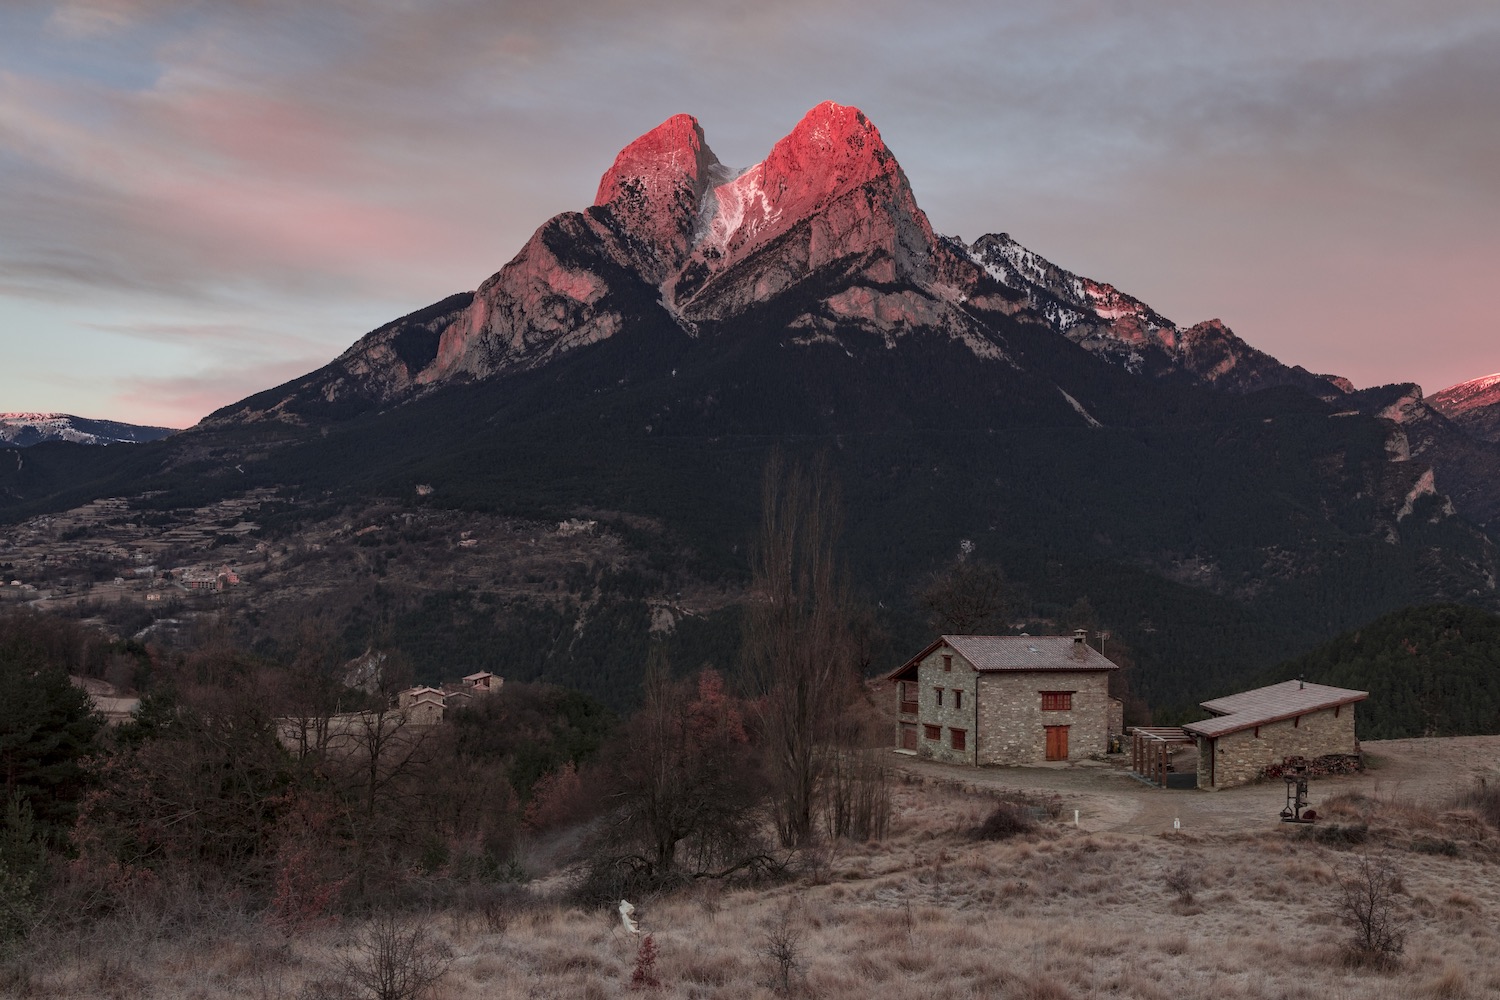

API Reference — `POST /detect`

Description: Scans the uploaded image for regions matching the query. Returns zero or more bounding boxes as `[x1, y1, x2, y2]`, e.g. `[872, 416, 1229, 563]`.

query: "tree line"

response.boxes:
[0, 452, 898, 943]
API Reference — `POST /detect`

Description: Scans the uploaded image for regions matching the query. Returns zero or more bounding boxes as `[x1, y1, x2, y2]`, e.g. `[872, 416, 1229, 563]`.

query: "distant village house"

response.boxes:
[463, 670, 501, 693]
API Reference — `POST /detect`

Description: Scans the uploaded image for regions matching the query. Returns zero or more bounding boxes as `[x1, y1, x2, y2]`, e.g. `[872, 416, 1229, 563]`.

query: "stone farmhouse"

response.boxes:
[888, 632, 1121, 765]
[1184, 679, 1368, 789]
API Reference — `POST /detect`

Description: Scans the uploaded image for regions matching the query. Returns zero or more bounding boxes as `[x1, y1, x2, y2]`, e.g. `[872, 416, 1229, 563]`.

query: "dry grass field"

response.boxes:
[5, 736, 1499, 1000]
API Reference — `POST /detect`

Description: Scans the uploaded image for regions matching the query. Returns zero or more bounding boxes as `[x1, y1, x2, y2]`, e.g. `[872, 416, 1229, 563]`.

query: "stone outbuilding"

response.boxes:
[888, 632, 1119, 766]
[1184, 680, 1368, 789]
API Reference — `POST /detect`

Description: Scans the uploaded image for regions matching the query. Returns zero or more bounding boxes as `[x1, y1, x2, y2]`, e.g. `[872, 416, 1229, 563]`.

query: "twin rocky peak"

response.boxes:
[225, 102, 1348, 425]
[423, 100, 971, 387]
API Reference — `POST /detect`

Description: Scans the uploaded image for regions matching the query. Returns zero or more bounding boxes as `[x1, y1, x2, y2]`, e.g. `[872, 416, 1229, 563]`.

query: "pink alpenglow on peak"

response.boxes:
[671, 101, 946, 318]
[593, 113, 723, 278]
[1428, 371, 1500, 444]
[700, 102, 902, 255]
[275, 103, 994, 402]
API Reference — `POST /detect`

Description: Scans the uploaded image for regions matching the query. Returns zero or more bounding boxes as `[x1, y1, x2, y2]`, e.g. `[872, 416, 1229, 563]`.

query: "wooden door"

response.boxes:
[900, 723, 918, 751]
[1045, 725, 1069, 761]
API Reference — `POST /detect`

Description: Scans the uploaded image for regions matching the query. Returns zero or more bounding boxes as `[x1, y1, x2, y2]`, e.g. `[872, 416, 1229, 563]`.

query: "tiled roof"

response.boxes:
[945, 635, 1118, 672]
[1183, 680, 1367, 738]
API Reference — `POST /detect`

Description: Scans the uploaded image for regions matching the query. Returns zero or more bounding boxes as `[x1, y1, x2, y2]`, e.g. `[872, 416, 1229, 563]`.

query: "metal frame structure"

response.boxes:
[1128, 726, 1196, 787]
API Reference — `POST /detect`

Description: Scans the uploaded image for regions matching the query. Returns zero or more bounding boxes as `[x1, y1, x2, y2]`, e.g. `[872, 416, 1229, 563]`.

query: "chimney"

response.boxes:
[1299, 676, 1305, 690]
[1073, 628, 1087, 658]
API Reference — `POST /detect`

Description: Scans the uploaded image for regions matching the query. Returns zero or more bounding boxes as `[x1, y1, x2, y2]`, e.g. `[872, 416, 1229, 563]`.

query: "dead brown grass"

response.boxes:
[6, 761, 1500, 1000]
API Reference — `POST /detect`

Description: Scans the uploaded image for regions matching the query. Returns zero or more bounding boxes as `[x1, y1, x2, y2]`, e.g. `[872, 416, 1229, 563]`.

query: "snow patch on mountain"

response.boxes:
[1057, 388, 1103, 428]
[1428, 372, 1500, 444]
[699, 163, 780, 253]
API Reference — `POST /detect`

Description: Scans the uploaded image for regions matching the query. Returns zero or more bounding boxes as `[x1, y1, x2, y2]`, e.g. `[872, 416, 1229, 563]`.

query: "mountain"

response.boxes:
[0, 413, 178, 448]
[2, 102, 1498, 714]
[1429, 373, 1500, 445]
[1262, 603, 1500, 739]
[204, 102, 1356, 428]
[964, 233, 1353, 398]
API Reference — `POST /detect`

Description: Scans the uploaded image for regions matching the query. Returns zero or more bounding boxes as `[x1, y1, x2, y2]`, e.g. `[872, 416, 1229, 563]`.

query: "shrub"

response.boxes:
[1452, 778, 1500, 828]
[1163, 863, 1196, 902]
[1410, 836, 1459, 857]
[341, 913, 452, 1000]
[1305, 822, 1368, 847]
[630, 934, 662, 991]
[973, 801, 1036, 841]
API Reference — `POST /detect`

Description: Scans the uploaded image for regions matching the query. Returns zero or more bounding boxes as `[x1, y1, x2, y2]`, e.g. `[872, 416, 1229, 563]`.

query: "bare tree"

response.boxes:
[1335, 851, 1407, 965]
[332, 653, 439, 892]
[918, 559, 1010, 634]
[744, 451, 859, 848]
[759, 899, 806, 996]
[278, 614, 347, 765]
[612, 653, 762, 878]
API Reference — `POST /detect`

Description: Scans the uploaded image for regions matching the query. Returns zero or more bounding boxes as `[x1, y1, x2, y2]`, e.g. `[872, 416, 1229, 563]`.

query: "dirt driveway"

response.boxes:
[891, 735, 1500, 837]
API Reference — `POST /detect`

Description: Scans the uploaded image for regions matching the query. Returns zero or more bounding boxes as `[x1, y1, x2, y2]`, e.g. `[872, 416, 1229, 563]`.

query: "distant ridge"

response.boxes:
[0, 413, 179, 448]
[1429, 372, 1500, 444]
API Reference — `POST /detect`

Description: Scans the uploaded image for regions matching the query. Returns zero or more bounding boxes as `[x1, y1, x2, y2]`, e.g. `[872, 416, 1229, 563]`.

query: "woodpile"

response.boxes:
[1261, 753, 1363, 780]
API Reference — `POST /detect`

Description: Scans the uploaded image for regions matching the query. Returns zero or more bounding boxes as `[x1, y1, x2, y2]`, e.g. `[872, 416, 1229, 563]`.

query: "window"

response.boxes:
[954, 690, 964, 710]
[943, 654, 953, 672]
[923, 724, 941, 741]
[1041, 691, 1073, 711]
[935, 687, 944, 707]
[950, 728, 967, 751]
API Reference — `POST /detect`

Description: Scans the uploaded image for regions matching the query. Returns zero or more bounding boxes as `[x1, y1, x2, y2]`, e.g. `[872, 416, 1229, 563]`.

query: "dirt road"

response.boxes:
[891, 734, 1500, 836]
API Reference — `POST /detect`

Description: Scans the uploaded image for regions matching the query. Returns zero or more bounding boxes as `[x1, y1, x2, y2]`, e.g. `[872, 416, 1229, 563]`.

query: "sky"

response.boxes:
[1, 0, 1497, 429]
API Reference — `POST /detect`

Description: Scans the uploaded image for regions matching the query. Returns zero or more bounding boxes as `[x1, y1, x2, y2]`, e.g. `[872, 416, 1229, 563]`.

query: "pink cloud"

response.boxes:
[109, 356, 329, 428]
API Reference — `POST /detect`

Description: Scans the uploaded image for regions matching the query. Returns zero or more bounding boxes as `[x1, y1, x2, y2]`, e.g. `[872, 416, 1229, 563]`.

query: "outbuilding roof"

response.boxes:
[888, 634, 1118, 681]
[1183, 680, 1368, 738]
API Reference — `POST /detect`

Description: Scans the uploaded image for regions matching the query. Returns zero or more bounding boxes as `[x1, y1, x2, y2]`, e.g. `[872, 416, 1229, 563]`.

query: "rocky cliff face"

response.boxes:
[1429, 373, 1500, 444]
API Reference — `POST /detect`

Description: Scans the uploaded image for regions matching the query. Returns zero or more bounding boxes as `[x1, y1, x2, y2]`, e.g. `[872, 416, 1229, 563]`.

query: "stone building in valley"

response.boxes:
[1184, 680, 1367, 789]
[888, 632, 1119, 766]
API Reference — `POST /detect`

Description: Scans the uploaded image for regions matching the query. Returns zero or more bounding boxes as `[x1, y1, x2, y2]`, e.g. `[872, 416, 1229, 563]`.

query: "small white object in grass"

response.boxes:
[1173, 817, 1181, 831]
[619, 899, 640, 934]
[1074, 809, 1079, 826]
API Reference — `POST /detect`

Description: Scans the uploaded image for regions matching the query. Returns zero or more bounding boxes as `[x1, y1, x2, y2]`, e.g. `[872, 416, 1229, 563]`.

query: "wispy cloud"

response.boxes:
[109, 356, 331, 427]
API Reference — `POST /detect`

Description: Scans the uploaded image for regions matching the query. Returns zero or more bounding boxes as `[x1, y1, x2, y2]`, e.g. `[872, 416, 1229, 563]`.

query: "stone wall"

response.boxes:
[975, 670, 1111, 765]
[1196, 704, 1358, 789]
[911, 646, 980, 765]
